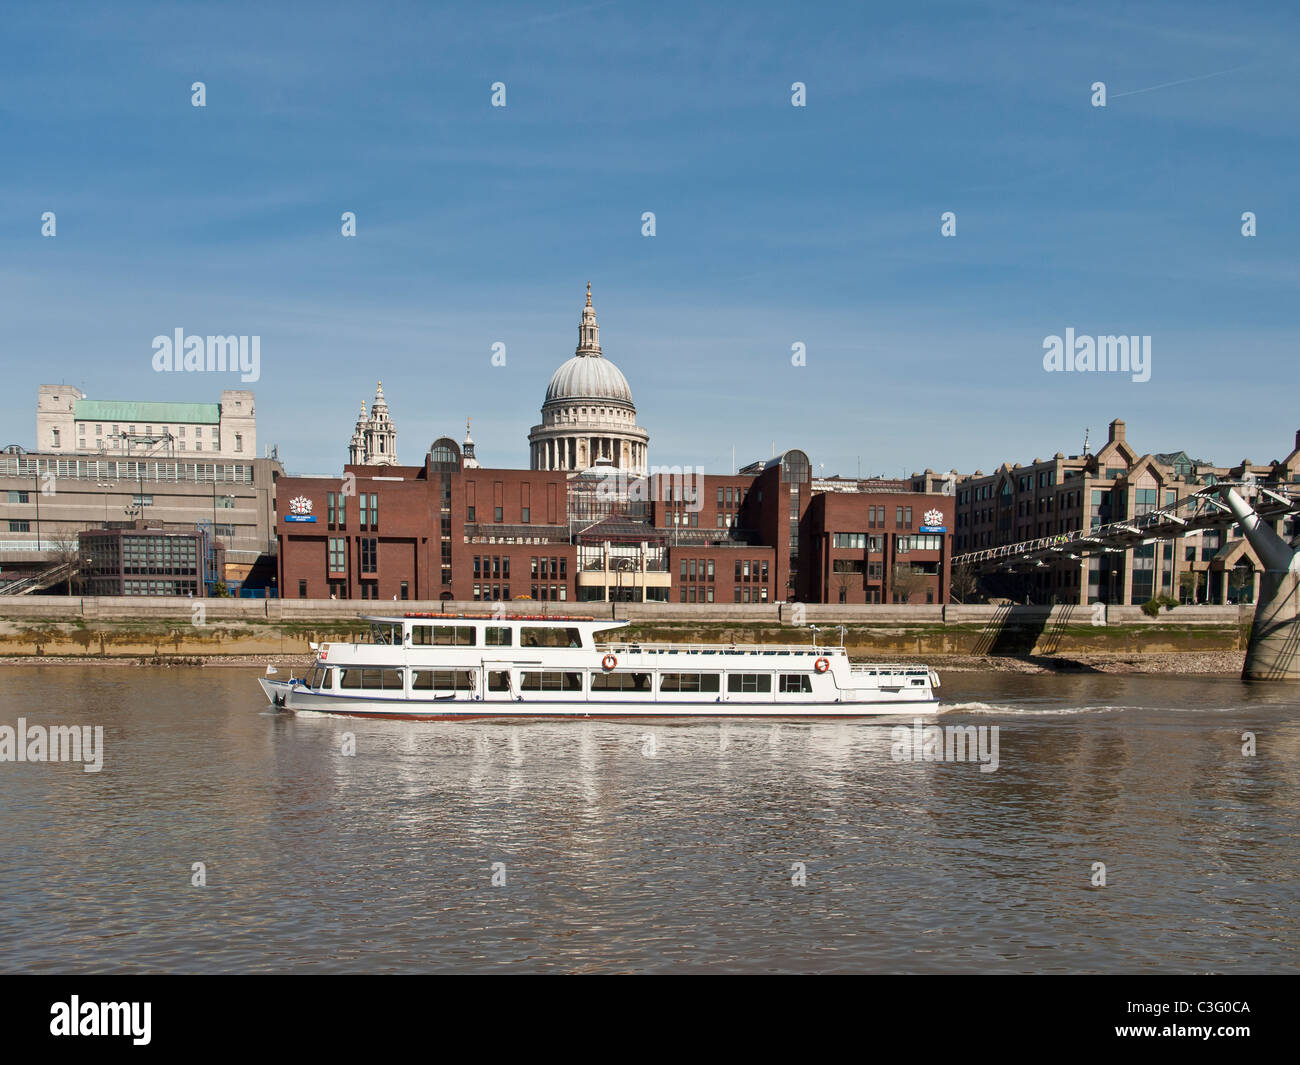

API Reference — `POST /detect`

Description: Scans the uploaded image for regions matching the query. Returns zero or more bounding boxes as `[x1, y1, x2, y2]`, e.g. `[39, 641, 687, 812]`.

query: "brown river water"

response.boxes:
[0, 665, 1297, 973]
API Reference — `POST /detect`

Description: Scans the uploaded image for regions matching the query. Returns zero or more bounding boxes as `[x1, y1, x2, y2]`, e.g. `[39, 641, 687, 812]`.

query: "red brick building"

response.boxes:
[805, 491, 954, 604]
[276, 441, 952, 605]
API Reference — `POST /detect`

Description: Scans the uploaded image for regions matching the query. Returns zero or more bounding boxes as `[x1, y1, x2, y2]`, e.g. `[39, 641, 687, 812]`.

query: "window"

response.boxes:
[298, 579, 307, 598]
[9, 519, 31, 532]
[411, 625, 476, 646]
[235, 433, 243, 453]
[485, 627, 512, 647]
[328, 538, 346, 573]
[518, 626, 582, 648]
[359, 494, 368, 526]
[360, 538, 377, 572]
[590, 672, 653, 692]
[659, 673, 721, 693]
[520, 671, 583, 691]
[411, 670, 475, 692]
[7, 491, 29, 504]
[727, 673, 772, 693]
[832, 533, 866, 549]
[779, 674, 813, 693]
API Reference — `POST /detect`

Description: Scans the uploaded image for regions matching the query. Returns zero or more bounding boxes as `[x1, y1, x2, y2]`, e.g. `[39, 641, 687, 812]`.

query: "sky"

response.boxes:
[1, 0, 1298, 479]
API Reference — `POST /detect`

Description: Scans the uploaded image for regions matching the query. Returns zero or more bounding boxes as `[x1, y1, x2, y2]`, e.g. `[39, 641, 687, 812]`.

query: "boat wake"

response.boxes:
[945, 702, 1247, 716]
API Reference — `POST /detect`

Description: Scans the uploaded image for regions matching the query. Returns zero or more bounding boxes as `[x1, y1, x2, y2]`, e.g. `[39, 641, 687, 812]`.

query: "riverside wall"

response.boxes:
[0, 597, 1253, 660]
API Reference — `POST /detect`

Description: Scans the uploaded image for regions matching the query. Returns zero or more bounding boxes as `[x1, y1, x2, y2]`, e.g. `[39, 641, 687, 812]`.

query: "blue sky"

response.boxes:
[1, 0, 1297, 478]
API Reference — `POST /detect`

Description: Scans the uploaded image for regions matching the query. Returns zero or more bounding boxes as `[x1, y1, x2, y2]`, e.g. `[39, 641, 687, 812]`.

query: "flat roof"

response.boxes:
[74, 399, 221, 424]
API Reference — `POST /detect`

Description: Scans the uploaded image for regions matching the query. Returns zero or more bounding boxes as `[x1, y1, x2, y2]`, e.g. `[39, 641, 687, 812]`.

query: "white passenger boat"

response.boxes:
[258, 613, 942, 719]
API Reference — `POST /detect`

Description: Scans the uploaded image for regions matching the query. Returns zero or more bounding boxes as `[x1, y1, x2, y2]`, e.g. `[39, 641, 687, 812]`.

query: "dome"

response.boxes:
[544, 354, 634, 407]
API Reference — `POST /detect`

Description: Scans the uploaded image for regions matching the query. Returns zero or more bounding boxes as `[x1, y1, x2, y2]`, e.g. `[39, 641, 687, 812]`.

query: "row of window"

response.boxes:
[0, 458, 256, 483]
[119, 579, 201, 595]
[471, 583, 568, 601]
[313, 668, 813, 695]
[831, 533, 943, 552]
[326, 492, 379, 530]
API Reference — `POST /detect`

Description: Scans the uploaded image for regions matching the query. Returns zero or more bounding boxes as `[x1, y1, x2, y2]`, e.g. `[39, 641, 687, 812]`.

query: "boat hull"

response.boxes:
[258, 678, 940, 720]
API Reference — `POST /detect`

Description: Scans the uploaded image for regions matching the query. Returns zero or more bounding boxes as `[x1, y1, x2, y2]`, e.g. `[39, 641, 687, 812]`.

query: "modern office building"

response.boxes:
[0, 450, 281, 594]
[2, 386, 280, 593]
[78, 524, 223, 597]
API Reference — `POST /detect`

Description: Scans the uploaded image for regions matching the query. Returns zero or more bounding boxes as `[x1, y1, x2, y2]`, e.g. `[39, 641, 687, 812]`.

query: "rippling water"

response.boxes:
[1, 665, 1297, 973]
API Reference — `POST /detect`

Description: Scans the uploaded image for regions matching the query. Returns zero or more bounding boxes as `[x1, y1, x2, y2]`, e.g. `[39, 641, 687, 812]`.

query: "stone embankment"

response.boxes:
[0, 597, 1252, 673]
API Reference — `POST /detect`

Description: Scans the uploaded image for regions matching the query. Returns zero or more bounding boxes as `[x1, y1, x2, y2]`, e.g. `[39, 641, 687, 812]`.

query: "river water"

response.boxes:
[1, 665, 1297, 973]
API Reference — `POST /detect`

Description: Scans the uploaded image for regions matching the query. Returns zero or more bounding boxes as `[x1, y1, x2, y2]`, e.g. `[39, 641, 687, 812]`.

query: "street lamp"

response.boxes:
[614, 556, 633, 603]
[96, 482, 115, 527]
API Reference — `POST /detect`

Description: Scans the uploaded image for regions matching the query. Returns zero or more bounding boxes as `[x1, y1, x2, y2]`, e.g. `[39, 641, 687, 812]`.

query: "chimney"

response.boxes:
[1109, 418, 1126, 444]
[1295, 428, 1299, 451]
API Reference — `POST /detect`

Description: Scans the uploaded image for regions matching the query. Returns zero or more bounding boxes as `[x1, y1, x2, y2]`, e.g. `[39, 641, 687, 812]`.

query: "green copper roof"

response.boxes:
[74, 399, 221, 424]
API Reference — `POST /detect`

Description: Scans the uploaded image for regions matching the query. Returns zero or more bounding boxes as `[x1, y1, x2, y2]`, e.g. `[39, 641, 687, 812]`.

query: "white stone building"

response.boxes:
[347, 381, 399, 466]
[34, 385, 256, 459]
[528, 285, 649, 476]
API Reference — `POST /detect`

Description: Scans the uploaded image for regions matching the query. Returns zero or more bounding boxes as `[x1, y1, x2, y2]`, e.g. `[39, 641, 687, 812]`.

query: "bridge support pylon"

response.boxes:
[1222, 488, 1300, 680]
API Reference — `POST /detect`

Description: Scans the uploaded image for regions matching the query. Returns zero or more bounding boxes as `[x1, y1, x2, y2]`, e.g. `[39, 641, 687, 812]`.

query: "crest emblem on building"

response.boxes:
[924, 508, 943, 527]
[289, 496, 313, 515]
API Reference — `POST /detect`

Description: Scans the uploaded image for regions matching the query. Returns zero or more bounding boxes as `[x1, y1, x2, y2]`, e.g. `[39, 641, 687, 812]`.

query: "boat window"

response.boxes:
[779, 674, 813, 693]
[520, 671, 583, 691]
[659, 673, 721, 693]
[727, 673, 772, 694]
[590, 671, 653, 692]
[485, 626, 512, 647]
[519, 626, 583, 648]
[369, 623, 401, 645]
[411, 624, 476, 646]
[412, 669, 475, 691]
[339, 667, 403, 690]
[487, 670, 511, 692]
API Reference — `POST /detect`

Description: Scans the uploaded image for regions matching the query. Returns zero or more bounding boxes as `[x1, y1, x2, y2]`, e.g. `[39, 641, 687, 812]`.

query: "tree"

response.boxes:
[1178, 570, 1203, 604]
[833, 568, 856, 604]
[891, 563, 928, 604]
[950, 561, 979, 603]
[47, 536, 83, 595]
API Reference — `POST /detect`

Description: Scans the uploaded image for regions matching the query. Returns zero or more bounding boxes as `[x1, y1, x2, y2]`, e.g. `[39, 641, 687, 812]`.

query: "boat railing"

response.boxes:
[595, 641, 848, 656]
[849, 664, 933, 675]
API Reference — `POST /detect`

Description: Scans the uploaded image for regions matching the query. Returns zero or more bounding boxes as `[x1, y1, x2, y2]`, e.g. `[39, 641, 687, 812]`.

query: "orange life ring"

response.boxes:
[814, 657, 830, 674]
[602, 654, 618, 671]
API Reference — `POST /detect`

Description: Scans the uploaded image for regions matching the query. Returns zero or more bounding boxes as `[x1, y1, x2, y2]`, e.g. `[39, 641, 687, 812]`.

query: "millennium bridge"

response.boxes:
[951, 481, 1300, 681]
